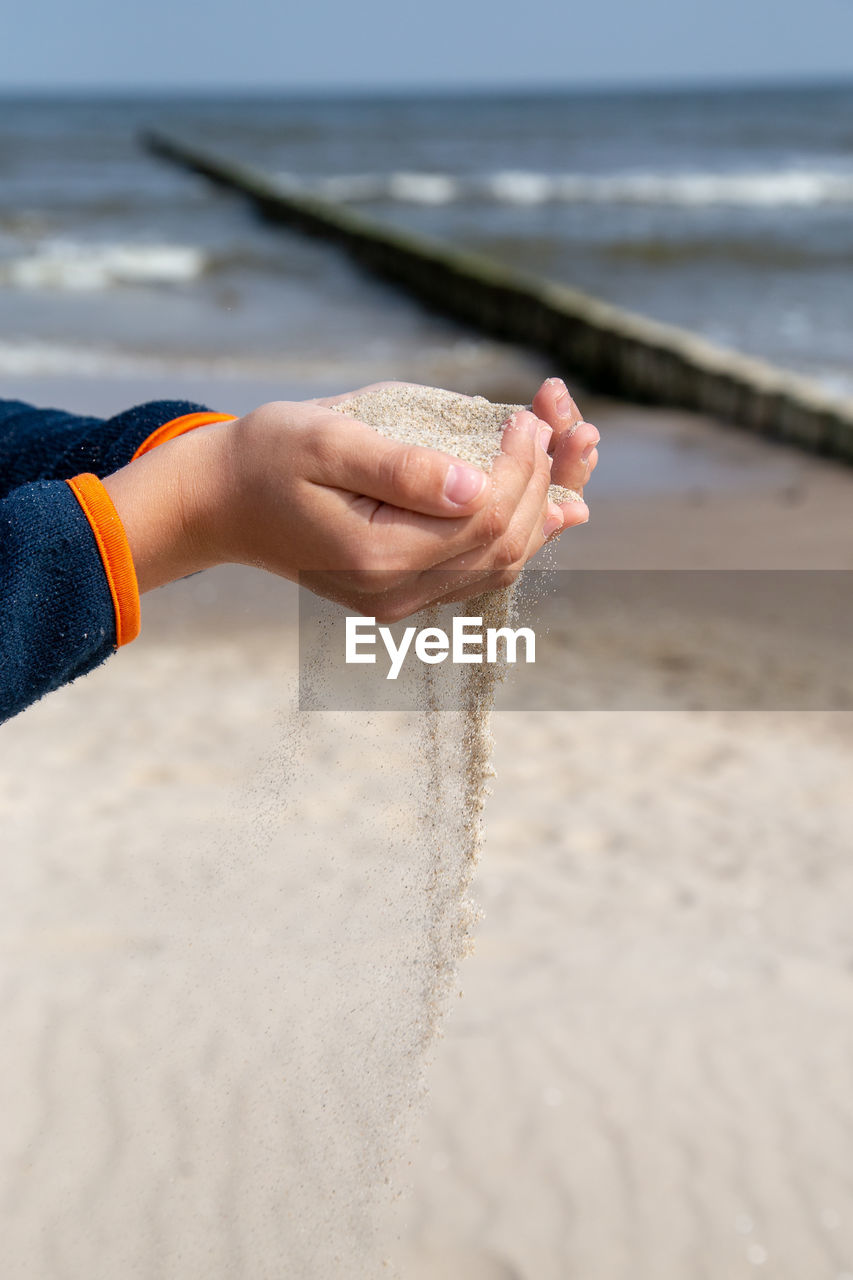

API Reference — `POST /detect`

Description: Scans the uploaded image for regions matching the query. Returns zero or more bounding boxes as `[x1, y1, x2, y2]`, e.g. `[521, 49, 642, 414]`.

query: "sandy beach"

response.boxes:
[3, 361, 853, 1278]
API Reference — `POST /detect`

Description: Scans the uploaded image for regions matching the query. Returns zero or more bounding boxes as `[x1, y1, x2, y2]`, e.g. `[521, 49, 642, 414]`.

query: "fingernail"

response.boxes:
[556, 388, 573, 415]
[581, 437, 600, 463]
[444, 463, 487, 505]
[538, 425, 552, 453]
[543, 504, 563, 538]
[524, 415, 540, 439]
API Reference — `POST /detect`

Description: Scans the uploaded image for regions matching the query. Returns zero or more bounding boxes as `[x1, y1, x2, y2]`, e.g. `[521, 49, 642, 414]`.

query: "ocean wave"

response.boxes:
[544, 170, 853, 208]
[0, 340, 305, 378]
[0, 336, 500, 381]
[0, 341, 309, 378]
[0, 342, 170, 377]
[277, 172, 460, 205]
[0, 241, 206, 291]
[277, 167, 853, 208]
[0, 341, 293, 378]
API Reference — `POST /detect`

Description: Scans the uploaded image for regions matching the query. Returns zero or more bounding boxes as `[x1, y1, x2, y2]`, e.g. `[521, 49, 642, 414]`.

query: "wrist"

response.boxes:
[102, 419, 235, 594]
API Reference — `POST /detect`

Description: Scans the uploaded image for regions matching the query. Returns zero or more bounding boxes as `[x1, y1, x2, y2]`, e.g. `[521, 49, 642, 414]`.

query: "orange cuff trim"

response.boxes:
[66, 474, 141, 648]
[131, 411, 237, 462]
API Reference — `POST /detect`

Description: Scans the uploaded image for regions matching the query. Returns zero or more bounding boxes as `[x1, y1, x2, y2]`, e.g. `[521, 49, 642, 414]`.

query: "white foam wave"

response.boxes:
[385, 172, 458, 205]
[1, 241, 206, 291]
[487, 171, 558, 205]
[546, 170, 853, 207]
[0, 335, 513, 382]
[277, 171, 460, 205]
[279, 167, 853, 208]
[0, 342, 171, 377]
[0, 340, 314, 379]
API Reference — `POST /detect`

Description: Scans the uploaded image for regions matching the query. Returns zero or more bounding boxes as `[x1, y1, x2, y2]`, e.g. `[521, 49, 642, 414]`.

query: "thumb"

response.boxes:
[311, 413, 490, 518]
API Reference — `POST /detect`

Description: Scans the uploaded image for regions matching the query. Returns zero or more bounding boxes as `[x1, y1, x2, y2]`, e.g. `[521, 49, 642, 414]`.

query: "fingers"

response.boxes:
[532, 377, 600, 493]
[306, 408, 490, 517]
[304, 404, 579, 613]
[409, 411, 552, 580]
[552, 424, 600, 493]
[486, 410, 551, 539]
[307, 406, 548, 567]
[486, 410, 594, 569]
[583, 446, 599, 483]
[387, 485, 590, 615]
[317, 379, 599, 506]
[487, 413, 553, 566]
[299, 407, 548, 606]
[552, 497, 591, 533]
[422, 409, 550, 580]
[533, 376, 583, 433]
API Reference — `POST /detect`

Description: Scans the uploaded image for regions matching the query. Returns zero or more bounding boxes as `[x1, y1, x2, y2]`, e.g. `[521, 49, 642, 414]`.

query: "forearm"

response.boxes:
[0, 407, 237, 724]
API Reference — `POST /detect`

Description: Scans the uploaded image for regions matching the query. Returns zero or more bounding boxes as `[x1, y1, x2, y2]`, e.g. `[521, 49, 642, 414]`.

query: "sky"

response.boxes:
[3, 0, 853, 92]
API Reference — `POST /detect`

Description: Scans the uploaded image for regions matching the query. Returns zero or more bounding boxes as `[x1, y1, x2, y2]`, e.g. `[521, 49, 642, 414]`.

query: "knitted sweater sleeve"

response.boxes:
[0, 398, 233, 725]
[0, 479, 122, 722]
[0, 398, 213, 497]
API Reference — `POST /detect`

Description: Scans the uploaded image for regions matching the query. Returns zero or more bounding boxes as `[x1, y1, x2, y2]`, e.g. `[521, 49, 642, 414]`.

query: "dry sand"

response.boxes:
[1, 383, 853, 1278]
[331, 385, 582, 508]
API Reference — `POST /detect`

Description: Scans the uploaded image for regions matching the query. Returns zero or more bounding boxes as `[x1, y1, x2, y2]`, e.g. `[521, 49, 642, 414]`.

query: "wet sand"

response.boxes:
[2, 370, 853, 1278]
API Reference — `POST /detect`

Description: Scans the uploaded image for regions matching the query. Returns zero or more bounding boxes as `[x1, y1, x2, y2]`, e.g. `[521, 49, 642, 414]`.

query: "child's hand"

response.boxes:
[102, 380, 595, 620]
[319, 375, 599, 544]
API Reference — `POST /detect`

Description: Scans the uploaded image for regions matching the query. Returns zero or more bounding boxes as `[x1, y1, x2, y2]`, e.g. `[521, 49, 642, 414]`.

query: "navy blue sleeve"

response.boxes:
[0, 480, 118, 724]
[0, 397, 211, 498]
[0, 397, 215, 724]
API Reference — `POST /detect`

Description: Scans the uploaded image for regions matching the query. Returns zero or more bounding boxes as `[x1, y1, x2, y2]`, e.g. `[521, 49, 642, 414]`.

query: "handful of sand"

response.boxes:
[330, 385, 582, 508]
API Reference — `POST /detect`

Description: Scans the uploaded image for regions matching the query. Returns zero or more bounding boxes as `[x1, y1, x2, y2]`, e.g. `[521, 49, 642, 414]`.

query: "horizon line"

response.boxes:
[1, 70, 852, 100]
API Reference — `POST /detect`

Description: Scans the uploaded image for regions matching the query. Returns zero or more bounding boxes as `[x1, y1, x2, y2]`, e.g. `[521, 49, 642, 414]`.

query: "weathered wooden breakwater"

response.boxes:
[144, 129, 853, 463]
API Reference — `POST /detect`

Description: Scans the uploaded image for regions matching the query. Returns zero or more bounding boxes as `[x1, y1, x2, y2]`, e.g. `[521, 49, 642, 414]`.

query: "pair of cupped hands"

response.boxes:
[104, 376, 599, 620]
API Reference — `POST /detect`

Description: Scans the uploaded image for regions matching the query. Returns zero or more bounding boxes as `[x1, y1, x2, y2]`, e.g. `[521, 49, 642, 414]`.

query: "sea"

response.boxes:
[1, 83, 852, 403]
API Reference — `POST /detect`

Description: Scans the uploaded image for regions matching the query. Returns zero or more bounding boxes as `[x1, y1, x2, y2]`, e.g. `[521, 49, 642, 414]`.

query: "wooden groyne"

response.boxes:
[143, 129, 853, 463]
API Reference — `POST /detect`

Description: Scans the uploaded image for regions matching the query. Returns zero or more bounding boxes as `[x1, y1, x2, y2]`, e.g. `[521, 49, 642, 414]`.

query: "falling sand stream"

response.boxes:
[272, 386, 582, 1275]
